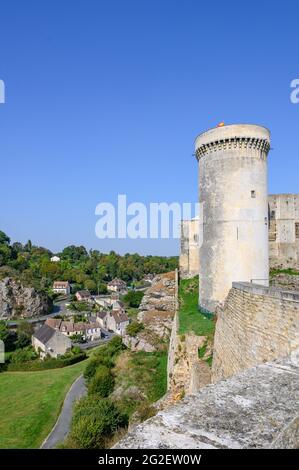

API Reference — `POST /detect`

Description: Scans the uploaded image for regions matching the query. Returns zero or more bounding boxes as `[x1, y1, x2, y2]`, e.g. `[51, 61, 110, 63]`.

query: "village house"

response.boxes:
[111, 300, 125, 312]
[45, 318, 101, 341]
[75, 290, 92, 302]
[106, 310, 129, 336]
[96, 311, 108, 329]
[52, 281, 70, 295]
[50, 255, 60, 262]
[94, 292, 119, 309]
[94, 296, 110, 309]
[107, 278, 127, 293]
[32, 324, 71, 359]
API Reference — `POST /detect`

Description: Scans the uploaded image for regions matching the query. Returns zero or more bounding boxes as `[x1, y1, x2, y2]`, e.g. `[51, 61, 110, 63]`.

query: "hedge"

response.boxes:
[6, 352, 87, 371]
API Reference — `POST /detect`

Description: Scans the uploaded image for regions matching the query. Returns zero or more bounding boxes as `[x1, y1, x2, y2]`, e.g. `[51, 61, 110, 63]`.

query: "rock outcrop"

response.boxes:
[115, 352, 299, 449]
[0, 277, 52, 319]
[123, 271, 177, 352]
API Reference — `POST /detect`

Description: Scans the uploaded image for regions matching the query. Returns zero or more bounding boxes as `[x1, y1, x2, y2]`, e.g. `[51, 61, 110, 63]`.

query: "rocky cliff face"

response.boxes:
[0, 277, 52, 319]
[123, 271, 177, 352]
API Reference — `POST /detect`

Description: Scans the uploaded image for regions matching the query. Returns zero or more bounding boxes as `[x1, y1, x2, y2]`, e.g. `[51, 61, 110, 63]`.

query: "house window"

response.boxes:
[296, 223, 299, 239]
[251, 190, 256, 198]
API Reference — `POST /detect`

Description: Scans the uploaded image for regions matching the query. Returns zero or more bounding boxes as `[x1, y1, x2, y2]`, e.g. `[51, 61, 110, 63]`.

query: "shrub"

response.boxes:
[88, 366, 114, 397]
[83, 336, 125, 381]
[69, 397, 128, 449]
[134, 403, 157, 423]
[84, 357, 103, 381]
[105, 335, 124, 355]
[71, 345, 82, 355]
[126, 321, 144, 337]
[9, 346, 38, 364]
[70, 333, 85, 343]
[7, 352, 86, 371]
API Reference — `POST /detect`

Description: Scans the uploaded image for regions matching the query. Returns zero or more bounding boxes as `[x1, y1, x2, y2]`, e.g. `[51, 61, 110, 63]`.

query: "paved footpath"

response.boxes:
[41, 375, 87, 449]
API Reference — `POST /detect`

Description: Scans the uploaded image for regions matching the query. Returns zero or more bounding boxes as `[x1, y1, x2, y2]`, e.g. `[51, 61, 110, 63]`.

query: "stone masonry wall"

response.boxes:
[115, 353, 299, 449]
[212, 282, 299, 382]
[167, 273, 211, 399]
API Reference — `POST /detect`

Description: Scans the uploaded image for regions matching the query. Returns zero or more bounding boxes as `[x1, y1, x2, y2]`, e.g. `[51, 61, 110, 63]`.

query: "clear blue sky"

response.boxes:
[0, 0, 298, 256]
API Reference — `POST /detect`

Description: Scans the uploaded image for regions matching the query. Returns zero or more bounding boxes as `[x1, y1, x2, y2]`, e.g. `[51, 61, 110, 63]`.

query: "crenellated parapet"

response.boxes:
[195, 136, 271, 160]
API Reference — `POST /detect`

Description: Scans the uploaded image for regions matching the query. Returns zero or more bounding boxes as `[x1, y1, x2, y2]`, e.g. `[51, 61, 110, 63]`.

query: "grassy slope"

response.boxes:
[178, 276, 215, 339]
[113, 350, 168, 417]
[0, 358, 89, 449]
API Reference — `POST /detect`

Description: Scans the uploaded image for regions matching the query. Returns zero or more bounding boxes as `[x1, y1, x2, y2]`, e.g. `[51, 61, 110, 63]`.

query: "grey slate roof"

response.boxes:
[33, 324, 56, 344]
[97, 311, 108, 320]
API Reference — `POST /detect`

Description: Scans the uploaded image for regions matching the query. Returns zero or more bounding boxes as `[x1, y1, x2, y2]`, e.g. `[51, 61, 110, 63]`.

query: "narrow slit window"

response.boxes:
[251, 190, 256, 198]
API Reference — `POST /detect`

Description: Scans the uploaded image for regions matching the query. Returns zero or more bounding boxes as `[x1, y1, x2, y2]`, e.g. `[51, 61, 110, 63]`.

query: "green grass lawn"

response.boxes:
[178, 276, 215, 339]
[0, 358, 88, 449]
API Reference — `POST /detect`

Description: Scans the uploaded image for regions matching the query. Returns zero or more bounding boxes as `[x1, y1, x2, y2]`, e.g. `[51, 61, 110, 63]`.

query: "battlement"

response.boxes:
[195, 123, 270, 159]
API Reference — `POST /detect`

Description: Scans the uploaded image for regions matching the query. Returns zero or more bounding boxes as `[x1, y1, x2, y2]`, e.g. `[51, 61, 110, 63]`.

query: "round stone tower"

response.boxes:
[195, 124, 271, 313]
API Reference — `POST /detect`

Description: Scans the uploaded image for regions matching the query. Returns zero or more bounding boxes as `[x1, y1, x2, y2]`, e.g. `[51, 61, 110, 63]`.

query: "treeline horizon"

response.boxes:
[0, 230, 178, 295]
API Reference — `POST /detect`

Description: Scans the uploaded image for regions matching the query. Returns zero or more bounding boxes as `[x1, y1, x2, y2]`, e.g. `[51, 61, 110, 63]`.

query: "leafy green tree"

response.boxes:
[61, 245, 88, 262]
[123, 290, 144, 308]
[17, 320, 34, 337]
[0, 231, 10, 245]
[24, 240, 32, 253]
[84, 279, 97, 293]
[0, 321, 9, 344]
[15, 321, 34, 348]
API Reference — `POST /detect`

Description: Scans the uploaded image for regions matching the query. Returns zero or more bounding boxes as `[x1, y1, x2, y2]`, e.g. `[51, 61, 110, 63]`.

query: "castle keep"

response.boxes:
[195, 124, 270, 313]
[180, 193, 299, 280]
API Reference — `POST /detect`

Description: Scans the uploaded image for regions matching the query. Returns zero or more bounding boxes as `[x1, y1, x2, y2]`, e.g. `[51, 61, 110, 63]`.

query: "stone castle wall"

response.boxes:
[212, 282, 299, 382]
[115, 353, 299, 449]
[180, 194, 299, 279]
[269, 194, 299, 270]
[179, 218, 199, 279]
[167, 271, 211, 399]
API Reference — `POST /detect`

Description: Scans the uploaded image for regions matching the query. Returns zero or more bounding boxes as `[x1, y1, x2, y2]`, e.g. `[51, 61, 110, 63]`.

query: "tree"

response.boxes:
[0, 231, 10, 245]
[0, 320, 9, 344]
[15, 320, 34, 348]
[123, 290, 144, 308]
[84, 279, 97, 293]
[17, 320, 34, 338]
[0, 244, 12, 266]
[61, 245, 88, 263]
[0, 320, 16, 351]
[24, 240, 32, 253]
